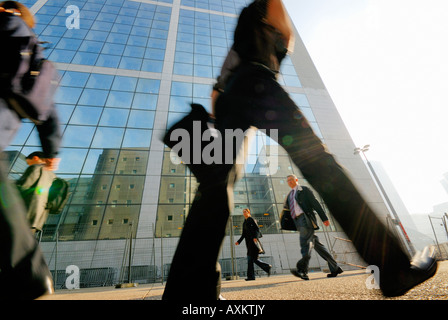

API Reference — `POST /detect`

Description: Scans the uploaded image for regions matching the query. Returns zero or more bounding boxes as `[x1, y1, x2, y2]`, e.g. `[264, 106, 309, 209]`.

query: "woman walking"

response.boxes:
[236, 209, 271, 281]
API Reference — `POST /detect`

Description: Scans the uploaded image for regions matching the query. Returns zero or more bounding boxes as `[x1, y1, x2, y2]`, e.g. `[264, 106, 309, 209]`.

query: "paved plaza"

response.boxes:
[40, 261, 448, 301]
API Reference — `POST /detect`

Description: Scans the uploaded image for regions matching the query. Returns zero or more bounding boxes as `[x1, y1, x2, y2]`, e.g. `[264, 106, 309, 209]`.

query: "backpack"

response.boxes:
[0, 12, 59, 124]
[46, 177, 69, 215]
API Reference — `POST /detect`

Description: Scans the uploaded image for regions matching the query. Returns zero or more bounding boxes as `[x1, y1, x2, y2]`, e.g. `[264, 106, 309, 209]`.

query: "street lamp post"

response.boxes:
[354, 144, 416, 256]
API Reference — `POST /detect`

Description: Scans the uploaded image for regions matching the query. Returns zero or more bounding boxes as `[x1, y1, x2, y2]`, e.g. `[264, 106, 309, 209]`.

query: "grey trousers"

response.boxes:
[294, 214, 339, 273]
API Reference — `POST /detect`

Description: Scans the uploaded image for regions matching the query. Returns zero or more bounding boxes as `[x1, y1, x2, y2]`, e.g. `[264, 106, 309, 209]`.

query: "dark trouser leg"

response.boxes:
[216, 66, 411, 280]
[247, 256, 255, 279]
[253, 258, 270, 273]
[0, 159, 52, 299]
[162, 104, 248, 300]
[294, 215, 313, 273]
[162, 171, 230, 300]
[313, 235, 339, 273]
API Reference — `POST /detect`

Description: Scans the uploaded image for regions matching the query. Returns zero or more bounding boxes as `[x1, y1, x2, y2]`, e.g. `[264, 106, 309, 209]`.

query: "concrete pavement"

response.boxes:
[39, 261, 448, 300]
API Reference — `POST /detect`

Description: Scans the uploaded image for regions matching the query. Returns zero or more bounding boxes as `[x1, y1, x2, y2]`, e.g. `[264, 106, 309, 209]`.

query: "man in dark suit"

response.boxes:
[285, 174, 343, 280]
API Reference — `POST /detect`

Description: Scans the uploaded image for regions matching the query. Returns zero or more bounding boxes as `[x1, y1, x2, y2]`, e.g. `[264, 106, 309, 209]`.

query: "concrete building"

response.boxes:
[6, 0, 394, 288]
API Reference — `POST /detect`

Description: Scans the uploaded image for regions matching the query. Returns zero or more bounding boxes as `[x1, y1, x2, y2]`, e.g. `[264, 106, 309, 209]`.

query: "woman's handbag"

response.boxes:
[254, 239, 265, 254]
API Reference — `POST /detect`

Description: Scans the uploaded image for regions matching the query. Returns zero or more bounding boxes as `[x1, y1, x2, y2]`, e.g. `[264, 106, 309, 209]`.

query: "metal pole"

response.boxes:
[357, 147, 416, 256]
[160, 224, 164, 284]
[229, 215, 236, 279]
[54, 230, 58, 289]
[128, 223, 133, 283]
[428, 215, 442, 258]
[443, 213, 448, 241]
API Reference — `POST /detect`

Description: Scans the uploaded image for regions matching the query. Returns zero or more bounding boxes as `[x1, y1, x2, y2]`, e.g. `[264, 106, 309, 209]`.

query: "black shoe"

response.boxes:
[245, 278, 255, 281]
[290, 269, 309, 280]
[327, 267, 344, 278]
[380, 246, 438, 297]
[0, 249, 54, 300]
[267, 265, 272, 277]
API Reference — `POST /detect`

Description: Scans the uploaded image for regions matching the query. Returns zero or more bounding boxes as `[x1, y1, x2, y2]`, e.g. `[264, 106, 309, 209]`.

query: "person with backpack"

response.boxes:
[0, 1, 61, 300]
[16, 152, 57, 235]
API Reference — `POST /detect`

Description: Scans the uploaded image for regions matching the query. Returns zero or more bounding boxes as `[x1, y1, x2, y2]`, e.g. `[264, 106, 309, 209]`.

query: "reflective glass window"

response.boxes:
[123, 46, 145, 58]
[95, 55, 122, 68]
[55, 87, 83, 105]
[85, 30, 109, 42]
[105, 91, 133, 108]
[169, 96, 192, 112]
[86, 74, 114, 90]
[70, 106, 103, 126]
[92, 127, 125, 148]
[62, 125, 96, 147]
[173, 63, 193, 76]
[144, 48, 165, 60]
[136, 79, 160, 94]
[99, 108, 129, 127]
[48, 49, 75, 63]
[107, 32, 128, 45]
[112, 76, 138, 92]
[127, 110, 155, 128]
[60, 72, 90, 88]
[171, 82, 192, 96]
[122, 129, 152, 148]
[101, 43, 126, 56]
[9, 123, 33, 146]
[55, 104, 75, 124]
[79, 89, 109, 106]
[55, 38, 83, 51]
[119, 57, 143, 70]
[132, 93, 158, 110]
[141, 60, 163, 72]
[79, 40, 104, 53]
[72, 52, 99, 65]
[56, 148, 89, 174]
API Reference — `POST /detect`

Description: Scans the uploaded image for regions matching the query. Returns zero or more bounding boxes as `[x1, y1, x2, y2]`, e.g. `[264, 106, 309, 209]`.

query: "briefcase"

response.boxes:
[280, 209, 297, 231]
[163, 103, 220, 183]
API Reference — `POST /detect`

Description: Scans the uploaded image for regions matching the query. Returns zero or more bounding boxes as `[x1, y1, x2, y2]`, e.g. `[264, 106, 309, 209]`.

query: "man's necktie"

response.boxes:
[289, 189, 296, 219]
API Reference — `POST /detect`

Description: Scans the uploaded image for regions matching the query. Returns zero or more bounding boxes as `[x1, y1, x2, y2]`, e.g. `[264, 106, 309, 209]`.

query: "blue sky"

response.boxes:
[283, 0, 448, 214]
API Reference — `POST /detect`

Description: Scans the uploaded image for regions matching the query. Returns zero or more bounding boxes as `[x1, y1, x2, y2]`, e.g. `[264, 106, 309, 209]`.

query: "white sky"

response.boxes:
[283, 0, 448, 214]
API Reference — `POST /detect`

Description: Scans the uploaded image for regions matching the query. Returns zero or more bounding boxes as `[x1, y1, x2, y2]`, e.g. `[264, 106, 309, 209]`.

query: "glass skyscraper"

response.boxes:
[6, 0, 392, 287]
